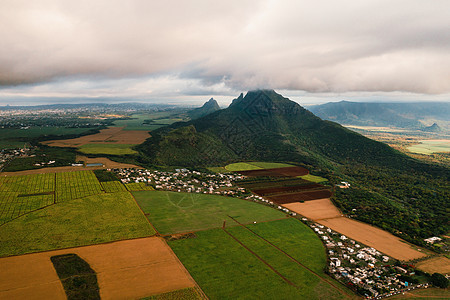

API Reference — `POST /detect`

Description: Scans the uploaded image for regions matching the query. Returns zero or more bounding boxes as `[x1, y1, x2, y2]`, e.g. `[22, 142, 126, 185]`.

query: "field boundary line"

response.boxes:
[0, 203, 56, 228]
[227, 215, 352, 298]
[222, 227, 300, 289]
[129, 192, 160, 236]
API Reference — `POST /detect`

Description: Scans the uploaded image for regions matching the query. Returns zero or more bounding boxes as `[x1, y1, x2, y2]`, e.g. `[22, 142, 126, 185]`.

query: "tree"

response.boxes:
[431, 273, 449, 288]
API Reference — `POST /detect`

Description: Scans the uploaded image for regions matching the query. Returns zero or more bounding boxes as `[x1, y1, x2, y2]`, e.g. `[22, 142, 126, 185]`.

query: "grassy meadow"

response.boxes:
[169, 219, 349, 300]
[133, 191, 287, 234]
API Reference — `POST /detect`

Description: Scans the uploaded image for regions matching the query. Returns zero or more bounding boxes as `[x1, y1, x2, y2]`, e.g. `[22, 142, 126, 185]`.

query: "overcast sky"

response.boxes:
[1, 0, 449, 106]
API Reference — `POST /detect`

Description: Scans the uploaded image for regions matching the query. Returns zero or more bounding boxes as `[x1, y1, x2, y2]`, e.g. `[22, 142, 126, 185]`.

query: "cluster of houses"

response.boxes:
[0, 147, 31, 171]
[111, 168, 248, 196]
[308, 222, 426, 298]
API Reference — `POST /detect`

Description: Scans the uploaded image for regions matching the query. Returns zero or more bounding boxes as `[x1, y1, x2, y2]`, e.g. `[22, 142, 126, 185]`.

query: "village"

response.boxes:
[0, 147, 32, 172]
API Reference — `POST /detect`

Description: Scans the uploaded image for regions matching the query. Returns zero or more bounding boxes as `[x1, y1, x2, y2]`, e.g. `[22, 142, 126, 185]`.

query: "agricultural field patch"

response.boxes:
[283, 198, 342, 220]
[407, 139, 450, 154]
[133, 191, 286, 235]
[113, 112, 186, 131]
[55, 171, 103, 201]
[125, 182, 154, 191]
[168, 219, 351, 299]
[101, 181, 127, 193]
[78, 143, 137, 155]
[224, 162, 262, 171]
[267, 190, 333, 204]
[142, 287, 203, 300]
[0, 237, 194, 300]
[238, 166, 309, 177]
[43, 126, 150, 147]
[0, 191, 155, 257]
[0, 127, 98, 151]
[299, 174, 328, 183]
[415, 256, 450, 274]
[317, 217, 426, 261]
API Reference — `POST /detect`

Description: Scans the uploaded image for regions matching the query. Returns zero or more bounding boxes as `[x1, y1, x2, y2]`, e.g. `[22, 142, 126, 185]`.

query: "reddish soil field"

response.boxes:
[43, 127, 150, 147]
[267, 189, 332, 204]
[253, 183, 323, 196]
[0, 237, 197, 300]
[238, 166, 309, 177]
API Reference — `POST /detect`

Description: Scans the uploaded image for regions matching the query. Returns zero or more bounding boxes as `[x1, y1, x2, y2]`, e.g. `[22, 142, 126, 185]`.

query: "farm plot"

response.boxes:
[133, 191, 286, 235]
[125, 182, 154, 191]
[238, 166, 309, 177]
[0, 173, 56, 225]
[78, 143, 137, 155]
[169, 219, 351, 300]
[0, 191, 155, 257]
[101, 181, 127, 193]
[224, 161, 294, 171]
[43, 126, 150, 147]
[267, 190, 333, 204]
[0, 237, 196, 300]
[55, 171, 103, 201]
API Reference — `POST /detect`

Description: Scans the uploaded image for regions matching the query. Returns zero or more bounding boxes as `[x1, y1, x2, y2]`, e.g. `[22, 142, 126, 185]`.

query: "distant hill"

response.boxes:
[309, 101, 450, 129]
[187, 98, 221, 120]
[421, 122, 442, 133]
[139, 90, 410, 168]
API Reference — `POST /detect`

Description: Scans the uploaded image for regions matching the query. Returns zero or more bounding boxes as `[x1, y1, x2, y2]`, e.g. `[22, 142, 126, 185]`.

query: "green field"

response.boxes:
[101, 181, 127, 193]
[299, 174, 328, 183]
[408, 139, 450, 154]
[169, 219, 349, 299]
[125, 182, 154, 191]
[78, 143, 137, 155]
[0, 191, 155, 257]
[55, 171, 103, 201]
[143, 287, 202, 300]
[132, 191, 287, 234]
[113, 113, 185, 131]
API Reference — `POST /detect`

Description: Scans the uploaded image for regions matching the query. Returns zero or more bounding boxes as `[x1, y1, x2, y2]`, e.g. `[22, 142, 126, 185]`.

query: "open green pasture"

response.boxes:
[0, 191, 155, 257]
[78, 143, 137, 155]
[407, 139, 450, 154]
[168, 218, 349, 299]
[113, 112, 185, 131]
[132, 191, 286, 234]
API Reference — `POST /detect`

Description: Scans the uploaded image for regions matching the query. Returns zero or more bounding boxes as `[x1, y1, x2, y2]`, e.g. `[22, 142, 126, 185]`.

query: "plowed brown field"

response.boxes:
[283, 198, 342, 220]
[0, 237, 197, 300]
[43, 127, 150, 147]
[284, 198, 426, 261]
[238, 166, 309, 177]
[416, 256, 450, 274]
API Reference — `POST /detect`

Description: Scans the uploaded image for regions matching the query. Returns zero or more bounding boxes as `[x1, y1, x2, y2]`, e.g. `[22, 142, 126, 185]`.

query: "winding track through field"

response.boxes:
[226, 215, 353, 298]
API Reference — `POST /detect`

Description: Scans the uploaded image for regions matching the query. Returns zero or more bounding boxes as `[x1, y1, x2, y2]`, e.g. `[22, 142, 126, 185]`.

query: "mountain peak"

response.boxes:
[187, 98, 220, 120]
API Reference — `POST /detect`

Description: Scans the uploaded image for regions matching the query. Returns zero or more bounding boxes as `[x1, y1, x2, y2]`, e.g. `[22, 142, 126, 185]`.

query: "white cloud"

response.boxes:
[0, 0, 449, 102]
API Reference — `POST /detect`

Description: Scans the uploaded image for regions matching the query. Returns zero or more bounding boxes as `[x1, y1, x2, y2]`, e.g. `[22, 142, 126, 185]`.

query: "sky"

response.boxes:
[1, 0, 449, 106]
